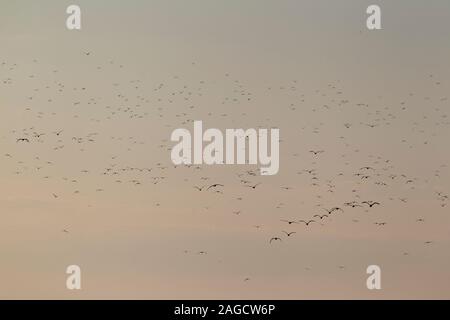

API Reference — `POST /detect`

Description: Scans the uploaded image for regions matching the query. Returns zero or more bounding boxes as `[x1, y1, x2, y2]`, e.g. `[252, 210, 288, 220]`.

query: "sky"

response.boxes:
[1, 0, 450, 299]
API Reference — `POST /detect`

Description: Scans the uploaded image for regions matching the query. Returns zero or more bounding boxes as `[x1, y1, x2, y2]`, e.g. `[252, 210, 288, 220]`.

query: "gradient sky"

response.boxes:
[1, 0, 450, 299]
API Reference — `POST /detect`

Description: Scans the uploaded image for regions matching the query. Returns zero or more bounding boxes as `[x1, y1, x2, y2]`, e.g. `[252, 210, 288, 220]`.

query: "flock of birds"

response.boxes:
[1, 51, 449, 283]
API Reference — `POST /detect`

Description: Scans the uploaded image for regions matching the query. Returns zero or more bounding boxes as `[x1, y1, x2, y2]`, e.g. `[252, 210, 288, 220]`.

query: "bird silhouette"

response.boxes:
[298, 220, 316, 226]
[280, 219, 299, 225]
[270, 237, 282, 243]
[207, 184, 224, 190]
[362, 201, 380, 208]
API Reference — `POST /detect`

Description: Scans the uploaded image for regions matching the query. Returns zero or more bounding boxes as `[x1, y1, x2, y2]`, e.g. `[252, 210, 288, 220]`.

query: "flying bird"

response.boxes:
[323, 207, 343, 214]
[280, 219, 298, 225]
[270, 237, 282, 243]
[207, 184, 224, 190]
[362, 201, 380, 208]
[298, 220, 316, 226]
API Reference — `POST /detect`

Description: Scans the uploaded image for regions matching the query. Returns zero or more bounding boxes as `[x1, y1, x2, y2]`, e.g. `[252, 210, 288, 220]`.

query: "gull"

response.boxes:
[270, 237, 282, 243]
[282, 231, 296, 237]
[298, 220, 316, 226]
[323, 207, 343, 214]
[207, 184, 224, 190]
[344, 202, 362, 208]
[362, 201, 380, 208]
[280, 219, 298, 225]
